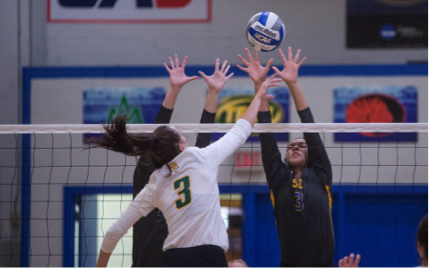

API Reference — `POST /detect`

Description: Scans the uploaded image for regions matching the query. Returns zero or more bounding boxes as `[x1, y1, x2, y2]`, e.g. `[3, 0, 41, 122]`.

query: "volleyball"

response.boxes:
[246, 11, 285, 52]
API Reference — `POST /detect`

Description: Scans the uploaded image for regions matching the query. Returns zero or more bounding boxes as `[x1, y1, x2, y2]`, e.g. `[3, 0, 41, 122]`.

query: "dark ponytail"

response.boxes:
[89, 115, 182, 170]
[417, 214, 429, 260]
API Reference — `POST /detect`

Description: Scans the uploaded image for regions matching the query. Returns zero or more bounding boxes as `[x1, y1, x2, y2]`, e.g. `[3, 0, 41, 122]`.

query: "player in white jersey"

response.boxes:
[93, 66, 281, 267]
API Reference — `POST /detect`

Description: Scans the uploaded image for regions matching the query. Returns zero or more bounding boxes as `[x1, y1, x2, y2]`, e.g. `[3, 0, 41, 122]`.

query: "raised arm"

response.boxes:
[195, 59, 234, 148]
[273, 47, 332, 185]
[201, 74, 280, 167]
[237, 48, 284, 182]
[162, 54, 199, 110]
[134, 55, 199, 196]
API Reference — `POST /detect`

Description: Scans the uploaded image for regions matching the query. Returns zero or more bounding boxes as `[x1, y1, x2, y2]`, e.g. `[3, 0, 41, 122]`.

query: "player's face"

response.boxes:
[286, 138, 307, 166]
[170, 127, 188, 152]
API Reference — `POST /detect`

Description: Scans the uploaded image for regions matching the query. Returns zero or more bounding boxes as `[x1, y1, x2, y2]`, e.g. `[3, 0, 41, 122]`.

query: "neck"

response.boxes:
[422, 259, 428, 266]
[290, 165, 304, 176]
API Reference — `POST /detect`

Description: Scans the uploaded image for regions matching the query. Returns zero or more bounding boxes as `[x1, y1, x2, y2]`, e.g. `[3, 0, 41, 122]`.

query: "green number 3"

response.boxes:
[173, 176, 192, 210]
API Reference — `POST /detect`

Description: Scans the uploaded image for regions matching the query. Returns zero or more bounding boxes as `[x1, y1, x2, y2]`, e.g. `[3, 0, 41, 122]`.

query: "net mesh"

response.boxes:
[0, 123, 427, 267]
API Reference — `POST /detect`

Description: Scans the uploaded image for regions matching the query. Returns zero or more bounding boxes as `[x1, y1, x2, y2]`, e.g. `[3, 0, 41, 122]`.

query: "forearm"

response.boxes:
[162, 86, 181, 110]
[240, 96, 262, 128]
[255, 82, 270, 112]
[96, 249, 112, 267]
[258, 112, 283, 183]
[195, 109, 216, 148]
[204, 90, 220, 114]
[286, 81, 308, 111]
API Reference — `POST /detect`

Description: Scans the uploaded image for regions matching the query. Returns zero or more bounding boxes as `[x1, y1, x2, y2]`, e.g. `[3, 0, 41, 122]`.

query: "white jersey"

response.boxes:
[101, 119, 252, 253]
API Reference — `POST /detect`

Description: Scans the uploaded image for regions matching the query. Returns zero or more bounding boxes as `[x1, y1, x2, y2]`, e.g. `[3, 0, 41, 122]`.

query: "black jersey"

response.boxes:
[258, 107, 334, 267]
[132, 106, 215, 267]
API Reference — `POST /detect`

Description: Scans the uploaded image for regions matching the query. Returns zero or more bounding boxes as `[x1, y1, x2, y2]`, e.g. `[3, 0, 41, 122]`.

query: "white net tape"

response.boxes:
[0, 123, 427, 134]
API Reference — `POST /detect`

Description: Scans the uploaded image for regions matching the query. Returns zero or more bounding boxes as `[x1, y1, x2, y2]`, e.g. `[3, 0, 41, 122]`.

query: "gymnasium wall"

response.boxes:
[0, 0, 427, 267]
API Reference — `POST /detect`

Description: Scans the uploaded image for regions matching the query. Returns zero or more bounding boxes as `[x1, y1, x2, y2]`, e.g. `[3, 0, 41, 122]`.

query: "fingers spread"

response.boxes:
[298, 57, 306, 67]
[293, 49, 301, 63]
[272, 66, 281, 74]
[198, 71, 207, 79]
[238, 54, 250, 66]
[265, 58, 274, 69]
[181, 56, 188, 68]
[224, 65, 231, 74]
[169, 57, 175, 69]
[163, 63, 171, 73]
[278, 49, 287, 64]
[188, 76, 199, 81]
[236, 64, 248, 72]
[288, 47, 293, 61]
[226, 72, 234, 79]
[174, 54, 180, 68]
[215, 58, 220, 71]
[353, 254, 361, 266]
[220, 60, 227, 72]
[244, 48, 254, 63]
[253, 48, 259, 62]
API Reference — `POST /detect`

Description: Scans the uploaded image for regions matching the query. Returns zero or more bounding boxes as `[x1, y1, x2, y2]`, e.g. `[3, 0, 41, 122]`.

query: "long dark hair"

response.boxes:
[418, 215, 428, 260]
[89, 115, 182, 170]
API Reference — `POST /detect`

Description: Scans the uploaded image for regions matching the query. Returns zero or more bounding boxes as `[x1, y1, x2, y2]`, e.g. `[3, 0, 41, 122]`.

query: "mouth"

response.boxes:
[292, 152, 301, 156]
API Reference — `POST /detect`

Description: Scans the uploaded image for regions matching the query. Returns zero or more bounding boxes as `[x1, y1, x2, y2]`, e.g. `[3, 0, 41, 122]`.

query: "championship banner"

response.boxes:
[347, 0, 428, 48]
[48, 0, 211, 23]
[212, 87, 290, 142]
[334, 85, 418, 142]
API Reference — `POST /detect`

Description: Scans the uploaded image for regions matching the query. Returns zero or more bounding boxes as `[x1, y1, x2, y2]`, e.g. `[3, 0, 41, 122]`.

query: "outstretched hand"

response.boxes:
[164, 54, 199, 91]
[338, 253, 361, 267]
[199, 59, 234, 94]
[272, 47, 306, 84]
[255, 73, 281, 100]
[237, 48, 273, 84]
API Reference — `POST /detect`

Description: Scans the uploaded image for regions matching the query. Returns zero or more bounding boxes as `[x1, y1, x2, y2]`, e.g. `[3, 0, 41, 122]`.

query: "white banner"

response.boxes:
[48, 0, 211, 23]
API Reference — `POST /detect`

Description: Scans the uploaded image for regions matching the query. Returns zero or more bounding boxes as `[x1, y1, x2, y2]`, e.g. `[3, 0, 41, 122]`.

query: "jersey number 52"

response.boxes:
[173, 176, 192, 210]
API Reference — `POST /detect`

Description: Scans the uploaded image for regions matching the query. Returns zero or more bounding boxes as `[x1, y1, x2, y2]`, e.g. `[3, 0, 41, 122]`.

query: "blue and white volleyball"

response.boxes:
[246, 11, 285, 52]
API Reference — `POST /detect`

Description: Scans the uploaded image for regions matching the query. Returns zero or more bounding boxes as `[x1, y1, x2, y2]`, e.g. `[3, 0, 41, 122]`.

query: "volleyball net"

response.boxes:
[0, 123, 427, 267]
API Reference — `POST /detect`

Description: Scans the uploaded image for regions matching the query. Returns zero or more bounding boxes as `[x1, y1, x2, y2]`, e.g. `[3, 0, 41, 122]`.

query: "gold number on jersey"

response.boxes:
[173, 175, 192, 210]
[294, 192, 304, 211]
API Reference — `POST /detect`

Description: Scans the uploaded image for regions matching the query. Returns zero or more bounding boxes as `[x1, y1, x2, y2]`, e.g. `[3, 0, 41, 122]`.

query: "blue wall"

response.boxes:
[64, 184, 427, 267]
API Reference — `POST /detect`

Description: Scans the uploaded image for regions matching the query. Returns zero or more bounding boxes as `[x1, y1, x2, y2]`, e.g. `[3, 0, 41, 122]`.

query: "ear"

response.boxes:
[179, 145, 185, 152]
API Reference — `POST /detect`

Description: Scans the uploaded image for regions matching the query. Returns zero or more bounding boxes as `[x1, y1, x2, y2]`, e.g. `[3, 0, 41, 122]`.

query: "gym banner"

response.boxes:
[334, 85, 418, 142]
[48, 0, 211, 23]
[212, 87, 290, 142]
[83, 87, 166, 142]
[346, 0, 428, 48]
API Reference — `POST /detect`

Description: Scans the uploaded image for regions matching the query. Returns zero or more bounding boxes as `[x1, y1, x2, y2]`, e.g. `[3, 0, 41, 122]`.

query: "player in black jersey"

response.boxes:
[132, 55, 234, 267]
[237, 47, 335, 267]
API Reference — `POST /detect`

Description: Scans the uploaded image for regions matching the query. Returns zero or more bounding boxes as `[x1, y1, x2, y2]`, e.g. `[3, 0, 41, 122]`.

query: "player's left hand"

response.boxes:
[338, 253, 361, 267]
[272, 47, 306, 84]
[237, 48, 273, 85]
[199, 59, 234, 94]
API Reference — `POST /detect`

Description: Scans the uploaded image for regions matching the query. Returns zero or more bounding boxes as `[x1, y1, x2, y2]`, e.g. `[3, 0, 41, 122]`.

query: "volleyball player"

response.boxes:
[417, 215, 428, 267]
[237, 47, 335, 267]
[132, 55, 233, 267]
[94, 70, 282, 267]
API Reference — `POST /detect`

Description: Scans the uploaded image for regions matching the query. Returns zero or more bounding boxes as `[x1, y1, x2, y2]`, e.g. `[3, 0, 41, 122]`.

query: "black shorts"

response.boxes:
[162, 245, 228, 267]
[280, 260, 335, 267]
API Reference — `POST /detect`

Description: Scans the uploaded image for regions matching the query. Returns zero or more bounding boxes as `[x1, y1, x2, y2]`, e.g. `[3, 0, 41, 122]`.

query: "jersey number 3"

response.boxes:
[294, 192, 304, 211]
[173, 176, 192, 210]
